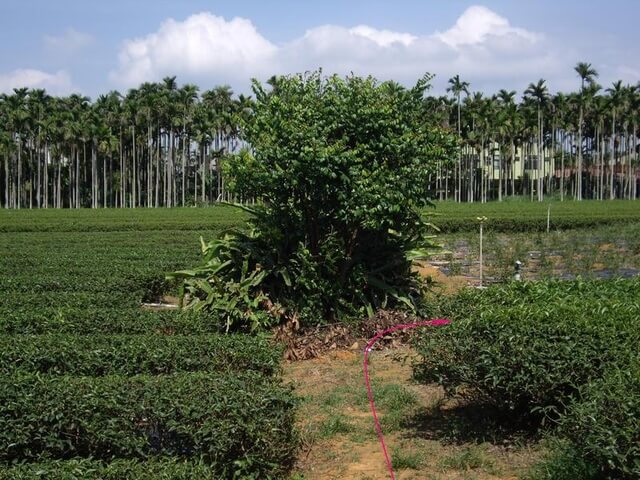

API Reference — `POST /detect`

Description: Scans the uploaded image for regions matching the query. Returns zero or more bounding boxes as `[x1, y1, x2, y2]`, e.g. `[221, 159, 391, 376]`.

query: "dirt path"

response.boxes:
[414, 263, 473, 294]
[285, 348, 543, 479]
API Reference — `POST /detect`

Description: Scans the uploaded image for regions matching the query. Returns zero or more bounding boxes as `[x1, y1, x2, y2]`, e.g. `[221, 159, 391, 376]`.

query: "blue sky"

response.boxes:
[1, 0, 638, 98]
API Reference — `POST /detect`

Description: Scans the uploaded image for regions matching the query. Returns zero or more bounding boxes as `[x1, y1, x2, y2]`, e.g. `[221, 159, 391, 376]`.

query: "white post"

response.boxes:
[479, 222, 483, 287]
[547, 205, 551, 233]
[477, 216, 487, 287]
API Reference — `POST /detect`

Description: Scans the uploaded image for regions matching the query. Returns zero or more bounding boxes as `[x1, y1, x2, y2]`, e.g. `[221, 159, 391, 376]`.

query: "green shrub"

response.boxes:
[0, 308, 220, 335]
[413, 279, 640, 420]
[0, 459, 222, 480]
[0, 206, 242, 233]
[172, 72, 456, 329]
[431, 200, 640, 233]
[524, 440, 601, 480]
[0, 372, 298, 477]
[0, 334, 281, 376]
[560, 362, 640, 479]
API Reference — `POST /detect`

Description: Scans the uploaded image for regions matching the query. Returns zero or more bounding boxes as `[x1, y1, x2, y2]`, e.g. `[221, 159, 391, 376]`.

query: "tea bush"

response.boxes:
[0, 211, 299, 478]
[414, 279, 640, 419]
[0, 334, 281, 376]
[560, 362, 640, 479]
[0, 372, 297, 477]
[415, 278, 640, 478]
[0, 459, 220, 480]
[432, 200, 640, 233]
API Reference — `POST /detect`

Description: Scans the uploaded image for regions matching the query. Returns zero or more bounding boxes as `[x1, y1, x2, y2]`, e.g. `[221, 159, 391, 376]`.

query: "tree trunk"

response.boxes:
[610, 112, 616, 200]
[17, 138, 22, 209]
[3, 152, 8, 208]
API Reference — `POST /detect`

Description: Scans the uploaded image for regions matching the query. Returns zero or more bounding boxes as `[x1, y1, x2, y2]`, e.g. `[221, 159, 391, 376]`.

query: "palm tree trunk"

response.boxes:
[155, 126, 160, 207]
[57, 157, 62, 208]
[17, 138, 22, 209]
[36, 140, 41, 208]
[182, 123, 187, 206]
[577, 107, 583, 200]
[3, 152, 8, 208]
[202, 143, 207, 204]
[537, 108, 543, 202]
[610, 113, 616, 200]
[91, 139, 97, 208]
[132, 125, 136, 208]
[103, 154, 107, 208]
[44, 143, 49, 208]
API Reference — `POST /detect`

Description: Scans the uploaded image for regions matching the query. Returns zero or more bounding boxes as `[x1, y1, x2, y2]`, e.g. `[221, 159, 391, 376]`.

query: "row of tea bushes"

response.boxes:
[431, 200, 640, 233]
[0, 372, 297, 477]
[0, 308, 221, 335]
[1, 201, 639, 234]
[0, 334, 281, 376]
[0, 232, 209, 313]
[0, 458, 221, 480]
[0, 206, 243, 232]
[414, 278, 640, 479]
[0, 210, 298, 478]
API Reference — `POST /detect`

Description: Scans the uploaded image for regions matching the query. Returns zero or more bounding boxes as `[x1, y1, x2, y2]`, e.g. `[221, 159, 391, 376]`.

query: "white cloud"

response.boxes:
[44, 28, 94, 54]
[349, 25, 417, 47]
[0, 69, 74, 94]
[110, 12, 277, 86]
[435, 5, 539, 48]
[109, 5, 631, 95]
[277, 7, 551, 90]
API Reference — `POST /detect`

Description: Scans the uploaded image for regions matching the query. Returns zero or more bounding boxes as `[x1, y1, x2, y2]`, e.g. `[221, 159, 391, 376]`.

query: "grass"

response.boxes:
[440, 445, 496, 472]
[374, 383, 418, 411]
[391, 447, 424, 470]
[524, 440, 601, 480]
[433, 222, 640, 283]
[319, 414, 356, 438]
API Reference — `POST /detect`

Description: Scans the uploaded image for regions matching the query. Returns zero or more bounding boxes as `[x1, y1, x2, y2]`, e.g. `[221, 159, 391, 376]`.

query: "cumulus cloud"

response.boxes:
[0, 69, 74, 94]
[110, 12, 277, 87]
[349, 25, 417, 47]
[435, 5, 539, 48]
[108, 5, 597, 93]
[44, 28, 94, 54]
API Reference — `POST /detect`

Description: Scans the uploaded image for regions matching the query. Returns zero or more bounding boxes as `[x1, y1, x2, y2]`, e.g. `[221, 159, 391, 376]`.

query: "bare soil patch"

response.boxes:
[285, 346, 544, 479]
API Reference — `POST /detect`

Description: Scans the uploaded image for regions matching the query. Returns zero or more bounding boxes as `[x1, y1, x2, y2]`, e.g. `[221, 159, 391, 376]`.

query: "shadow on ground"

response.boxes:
[401, 401, 541, 446]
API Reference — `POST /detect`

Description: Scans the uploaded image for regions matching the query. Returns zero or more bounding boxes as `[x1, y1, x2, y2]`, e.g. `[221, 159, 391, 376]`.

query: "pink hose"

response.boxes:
[363, 318, 451, 480]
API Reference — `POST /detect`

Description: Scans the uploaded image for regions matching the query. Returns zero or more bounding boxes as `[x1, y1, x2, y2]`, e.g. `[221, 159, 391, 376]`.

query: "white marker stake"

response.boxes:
[479, 221, 483, 287]
[547, 205, 551, 233]
[476, 216, 487, 288]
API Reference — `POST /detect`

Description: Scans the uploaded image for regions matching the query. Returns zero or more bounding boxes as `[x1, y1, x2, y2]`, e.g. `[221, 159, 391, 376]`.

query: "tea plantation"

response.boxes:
[415, 278, 640, 479]
[1, 204, 639, 479]
[0, 207, 296, 479]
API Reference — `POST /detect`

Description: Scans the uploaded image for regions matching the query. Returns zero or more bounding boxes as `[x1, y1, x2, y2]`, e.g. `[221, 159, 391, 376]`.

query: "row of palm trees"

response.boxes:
[1, 76, 250, 209]
[1, 64, 639, 208]
[436, 62, 639, 202]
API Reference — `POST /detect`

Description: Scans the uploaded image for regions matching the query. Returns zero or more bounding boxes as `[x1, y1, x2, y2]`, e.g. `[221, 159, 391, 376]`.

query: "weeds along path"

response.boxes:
[285, 347, 544, 480]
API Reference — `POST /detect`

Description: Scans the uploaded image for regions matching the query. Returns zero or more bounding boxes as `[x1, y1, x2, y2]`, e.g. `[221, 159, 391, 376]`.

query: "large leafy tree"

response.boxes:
[174, 72, 456, 329]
